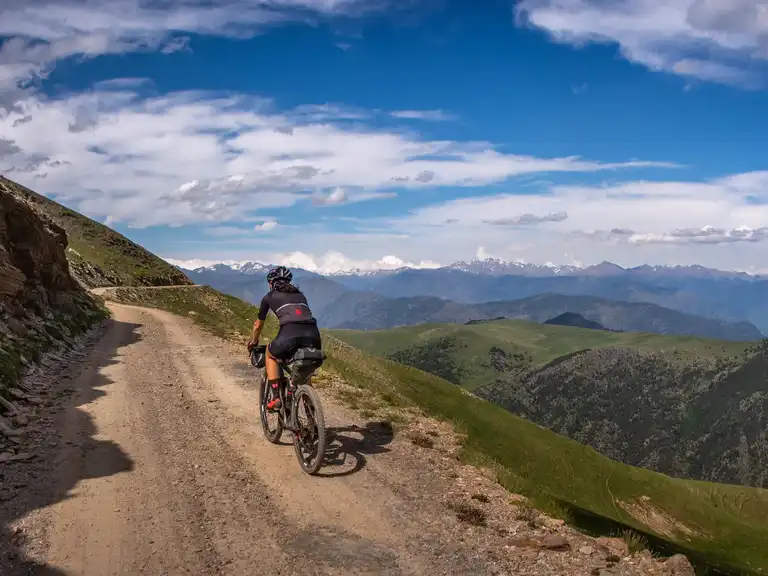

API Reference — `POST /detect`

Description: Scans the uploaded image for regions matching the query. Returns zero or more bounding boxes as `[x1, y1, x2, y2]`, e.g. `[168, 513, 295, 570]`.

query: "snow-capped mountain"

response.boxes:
[175, 256, 760, 281]
[446, 258, 582, 277]
[327, 266, 410, 278]
[191, 261, 272, 275]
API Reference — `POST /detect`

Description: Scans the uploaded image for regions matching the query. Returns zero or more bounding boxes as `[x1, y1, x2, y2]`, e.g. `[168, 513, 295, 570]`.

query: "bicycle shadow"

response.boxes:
[316, 421, 394, 479]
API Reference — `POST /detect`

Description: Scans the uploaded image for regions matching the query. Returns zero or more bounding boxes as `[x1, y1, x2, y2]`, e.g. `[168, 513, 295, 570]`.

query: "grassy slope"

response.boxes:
[329, 319, 750, 390]
[102, 286, 768, 575]
[0, 176, 191, 287]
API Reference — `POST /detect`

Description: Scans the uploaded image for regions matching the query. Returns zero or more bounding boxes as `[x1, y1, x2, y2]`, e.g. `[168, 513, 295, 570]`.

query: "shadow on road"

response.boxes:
[0, 319, 140, 575]
[317, 421, 394, 478]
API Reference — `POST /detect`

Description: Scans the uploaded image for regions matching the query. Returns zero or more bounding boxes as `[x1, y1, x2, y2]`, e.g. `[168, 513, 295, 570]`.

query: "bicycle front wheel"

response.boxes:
[291, 384, 327, 475]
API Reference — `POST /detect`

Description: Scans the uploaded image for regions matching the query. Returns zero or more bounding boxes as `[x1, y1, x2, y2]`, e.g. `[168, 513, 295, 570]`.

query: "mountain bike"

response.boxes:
[250, 345, 327, 475]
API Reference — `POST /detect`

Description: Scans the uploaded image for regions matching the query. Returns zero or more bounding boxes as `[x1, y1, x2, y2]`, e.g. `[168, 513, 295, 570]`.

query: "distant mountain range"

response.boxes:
[181, 264, 764, 341]
[187, 257, 762, 280]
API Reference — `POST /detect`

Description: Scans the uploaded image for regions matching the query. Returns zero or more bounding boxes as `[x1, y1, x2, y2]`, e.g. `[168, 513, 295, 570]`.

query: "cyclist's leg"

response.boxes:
[266, 329, 290, 410]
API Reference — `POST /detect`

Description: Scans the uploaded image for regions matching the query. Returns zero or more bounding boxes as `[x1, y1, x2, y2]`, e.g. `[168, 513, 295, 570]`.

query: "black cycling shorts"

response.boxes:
[268, 322, 322, 360]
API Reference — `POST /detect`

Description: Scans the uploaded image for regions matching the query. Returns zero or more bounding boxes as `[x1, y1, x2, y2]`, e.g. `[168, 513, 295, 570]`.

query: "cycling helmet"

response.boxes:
[267, 265, 293, 284]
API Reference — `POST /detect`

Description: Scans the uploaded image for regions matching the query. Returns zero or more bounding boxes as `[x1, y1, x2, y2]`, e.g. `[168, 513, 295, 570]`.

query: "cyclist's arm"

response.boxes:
[251, 294, 271, 344]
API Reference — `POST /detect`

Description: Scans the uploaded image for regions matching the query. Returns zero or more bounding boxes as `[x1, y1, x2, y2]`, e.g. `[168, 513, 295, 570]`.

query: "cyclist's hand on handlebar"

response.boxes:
[247, 340, 256, 352]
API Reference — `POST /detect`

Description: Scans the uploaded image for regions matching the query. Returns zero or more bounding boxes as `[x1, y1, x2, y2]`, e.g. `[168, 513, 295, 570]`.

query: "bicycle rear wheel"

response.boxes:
[291, 384, 326, 475]
[259, 372, 283, 443]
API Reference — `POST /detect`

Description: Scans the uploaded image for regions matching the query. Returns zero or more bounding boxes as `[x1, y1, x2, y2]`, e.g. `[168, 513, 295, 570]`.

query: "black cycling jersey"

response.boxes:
[257, 289, 317, 326]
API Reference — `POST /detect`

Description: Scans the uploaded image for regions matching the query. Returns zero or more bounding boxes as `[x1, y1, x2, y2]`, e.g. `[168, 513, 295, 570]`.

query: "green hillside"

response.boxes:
[329, 320, 768, 490]
[0, 176, 191, 288]
[329, 319, 749, 391]
[101, 286, 768, 576]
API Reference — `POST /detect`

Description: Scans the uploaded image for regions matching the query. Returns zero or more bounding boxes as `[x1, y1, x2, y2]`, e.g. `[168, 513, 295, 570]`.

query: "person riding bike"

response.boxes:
[247, 266, 321, 411]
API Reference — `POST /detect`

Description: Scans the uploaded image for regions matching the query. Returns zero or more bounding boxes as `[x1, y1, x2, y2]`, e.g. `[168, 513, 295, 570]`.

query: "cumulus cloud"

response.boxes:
[313, 187, 348, 206]
[0, 0, 402, 108]
[0, 88, 670, 227]
[484, 210, 568, 226]
[276, 250, 442, 273]
[516, 0, 768, 86]
[310, 169, 767, 270]
[0, 138, 22, 156]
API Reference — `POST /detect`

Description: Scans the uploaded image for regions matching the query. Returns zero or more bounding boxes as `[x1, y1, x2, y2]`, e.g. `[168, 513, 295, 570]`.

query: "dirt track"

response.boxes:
[0, 303, 521, 575]
[1, 302, 693, 576]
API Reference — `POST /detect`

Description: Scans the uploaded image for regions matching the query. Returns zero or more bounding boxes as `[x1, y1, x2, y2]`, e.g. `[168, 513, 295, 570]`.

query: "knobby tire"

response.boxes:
[291, 384, 327, 475]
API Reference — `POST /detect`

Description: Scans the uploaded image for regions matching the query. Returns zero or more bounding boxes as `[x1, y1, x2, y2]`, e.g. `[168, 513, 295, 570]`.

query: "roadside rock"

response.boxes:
[596, 537, 629, 557]
[663, 554, 696, 576]
[540, 534, 570, 551]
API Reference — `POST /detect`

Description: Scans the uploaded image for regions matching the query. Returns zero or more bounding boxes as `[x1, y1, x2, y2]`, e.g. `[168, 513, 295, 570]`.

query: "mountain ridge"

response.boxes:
[183, 265, 764, 341]
[179, 257, 763, 280]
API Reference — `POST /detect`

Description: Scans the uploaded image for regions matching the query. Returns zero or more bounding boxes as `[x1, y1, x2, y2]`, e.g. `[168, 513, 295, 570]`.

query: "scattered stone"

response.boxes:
[542, 517, 565, 529]
[1, 424, 22, 438]
[8, 388, 27, 399]
[596, 537, 629, 557]
[579, 545, 594, 555]
[14, 413, 29, 427]
[663, 554, 696, 576]
[10, 452, 34, 461]
[0, 451, 14, 463]
[540, 534, 570, 551]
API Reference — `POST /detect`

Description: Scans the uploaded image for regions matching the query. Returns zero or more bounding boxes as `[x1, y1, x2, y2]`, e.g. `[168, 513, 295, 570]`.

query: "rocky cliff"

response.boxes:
[0, 185, 106, 394]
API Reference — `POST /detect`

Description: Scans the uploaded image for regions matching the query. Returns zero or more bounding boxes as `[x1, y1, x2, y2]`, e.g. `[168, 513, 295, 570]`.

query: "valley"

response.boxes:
[331, 319, 768, 488]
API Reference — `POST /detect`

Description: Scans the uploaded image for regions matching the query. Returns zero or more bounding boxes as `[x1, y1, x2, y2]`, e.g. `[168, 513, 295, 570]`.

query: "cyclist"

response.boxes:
[247, 265, 321, 411]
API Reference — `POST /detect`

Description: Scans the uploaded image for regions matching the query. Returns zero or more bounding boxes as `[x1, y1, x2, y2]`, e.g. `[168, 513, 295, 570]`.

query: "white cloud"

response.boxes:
[276, 170, 768, 271]
[0, 88, 671, 227]
[390, 109, 457, 121]
[255, 220, 278, 231]
[484, 210, 568, 226]
[276, 250, 442, 273]
[516, 0, 768, 86]
[476, 246, 496, 260]
[313, 187, 348, 206]
[628, 225, 768, 245]
[0, 0, 397, 106]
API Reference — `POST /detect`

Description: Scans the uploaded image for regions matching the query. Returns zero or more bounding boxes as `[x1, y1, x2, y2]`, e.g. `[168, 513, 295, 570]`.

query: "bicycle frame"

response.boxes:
[269, 362, 314, 433]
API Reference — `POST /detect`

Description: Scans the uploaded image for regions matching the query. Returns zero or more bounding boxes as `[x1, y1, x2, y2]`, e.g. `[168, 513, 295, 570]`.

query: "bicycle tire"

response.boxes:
[259, 372, 283, 443]
[291, 384, 327, 475]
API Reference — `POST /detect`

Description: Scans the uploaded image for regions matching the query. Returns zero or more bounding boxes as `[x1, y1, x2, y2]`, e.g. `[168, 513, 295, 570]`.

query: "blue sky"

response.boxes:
[1, 0, 768, 273]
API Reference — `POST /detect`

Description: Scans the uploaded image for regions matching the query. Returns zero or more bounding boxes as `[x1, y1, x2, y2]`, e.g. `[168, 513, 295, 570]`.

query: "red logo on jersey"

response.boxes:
[296, 308, 303, 315]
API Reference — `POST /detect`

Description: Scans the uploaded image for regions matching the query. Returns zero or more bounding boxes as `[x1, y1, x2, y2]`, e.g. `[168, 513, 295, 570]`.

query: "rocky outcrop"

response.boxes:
[0, 184, 106, 393]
